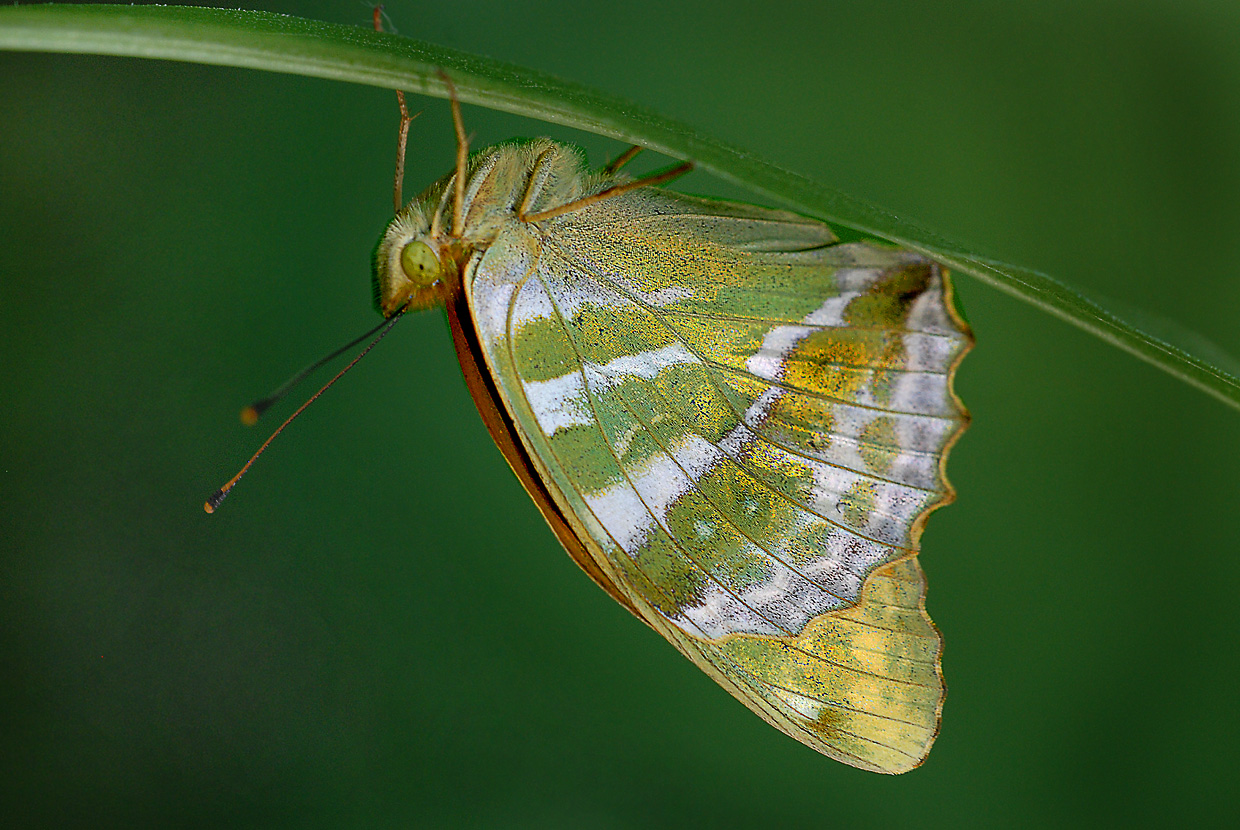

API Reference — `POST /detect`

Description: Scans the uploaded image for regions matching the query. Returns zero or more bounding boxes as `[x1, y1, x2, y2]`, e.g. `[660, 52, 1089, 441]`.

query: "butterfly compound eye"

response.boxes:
[400, 241, 442, 287]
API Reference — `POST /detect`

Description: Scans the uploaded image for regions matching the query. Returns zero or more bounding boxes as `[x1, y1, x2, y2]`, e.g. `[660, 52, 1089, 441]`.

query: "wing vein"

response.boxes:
[539, 238, 945, 526]
[593, 356, 921, 572]
[602, 374, 858, 605]
[540, 233, 962, 419]
[710, 647, 927, 761]
[499, 259, 718, 641]
[528, 265, 796, 636]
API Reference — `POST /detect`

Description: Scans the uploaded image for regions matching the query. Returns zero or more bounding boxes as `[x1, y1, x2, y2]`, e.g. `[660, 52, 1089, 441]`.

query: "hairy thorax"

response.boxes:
[372, 139, 613, 316]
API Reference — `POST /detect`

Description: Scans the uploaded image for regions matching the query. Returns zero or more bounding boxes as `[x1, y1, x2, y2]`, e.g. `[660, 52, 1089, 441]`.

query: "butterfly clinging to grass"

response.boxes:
[211, 29, 971, 772]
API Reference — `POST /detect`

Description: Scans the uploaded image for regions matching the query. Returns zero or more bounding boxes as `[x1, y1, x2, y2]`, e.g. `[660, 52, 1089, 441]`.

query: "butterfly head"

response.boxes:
[372, 206, 457, 317]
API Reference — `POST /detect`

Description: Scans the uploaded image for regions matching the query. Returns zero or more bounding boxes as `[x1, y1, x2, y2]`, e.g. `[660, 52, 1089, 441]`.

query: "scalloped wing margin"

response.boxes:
[465, 188, 971, 772]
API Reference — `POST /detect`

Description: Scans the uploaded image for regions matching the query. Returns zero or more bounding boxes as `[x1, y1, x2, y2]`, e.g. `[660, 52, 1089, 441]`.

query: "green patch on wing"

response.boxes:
[843, 262, 933, 329]
[646, 363, 736, 444]
[543, 422, 625, 494]
[858, 417, 899, 477]
[510, 315, 580, 383]
[659, 313, 771, 371]
[567, 302, 678, 366]
[618, 530, 711, 621]
[795, 327, 909, 371]
[660, 488, 772, 594]
[838, 480, 880, 536]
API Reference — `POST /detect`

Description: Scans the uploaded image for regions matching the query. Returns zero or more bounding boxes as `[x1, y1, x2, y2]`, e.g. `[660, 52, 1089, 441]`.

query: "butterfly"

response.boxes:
[360, 77, 973, 774]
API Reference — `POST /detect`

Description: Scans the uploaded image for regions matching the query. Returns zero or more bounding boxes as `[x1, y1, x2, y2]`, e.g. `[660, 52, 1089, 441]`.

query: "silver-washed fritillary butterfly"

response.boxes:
[364, 78, 972, 773]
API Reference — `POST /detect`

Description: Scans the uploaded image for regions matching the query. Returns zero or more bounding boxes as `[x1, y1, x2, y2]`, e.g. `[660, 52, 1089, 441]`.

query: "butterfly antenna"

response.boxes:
[438, 70, 469, 238]
[239, 313, 401, 426]
[205, 308, 408, 514]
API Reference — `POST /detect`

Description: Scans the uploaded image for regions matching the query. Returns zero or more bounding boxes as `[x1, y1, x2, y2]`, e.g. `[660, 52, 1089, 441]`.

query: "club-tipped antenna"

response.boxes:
[205, 308, 407, 514]
[239, 314, 400, 426]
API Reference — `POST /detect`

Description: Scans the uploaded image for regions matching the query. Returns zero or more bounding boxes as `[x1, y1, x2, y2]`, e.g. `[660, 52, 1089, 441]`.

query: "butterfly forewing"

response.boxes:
[461, 169, 971, 773]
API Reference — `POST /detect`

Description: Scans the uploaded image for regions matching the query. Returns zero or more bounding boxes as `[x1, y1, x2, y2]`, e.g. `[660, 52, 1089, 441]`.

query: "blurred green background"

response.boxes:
[3, 0, 1239, 826]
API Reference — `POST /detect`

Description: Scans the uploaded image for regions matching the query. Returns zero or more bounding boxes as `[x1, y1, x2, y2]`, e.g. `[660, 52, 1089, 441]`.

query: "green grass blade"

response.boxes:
[2, 3, 1238, 411]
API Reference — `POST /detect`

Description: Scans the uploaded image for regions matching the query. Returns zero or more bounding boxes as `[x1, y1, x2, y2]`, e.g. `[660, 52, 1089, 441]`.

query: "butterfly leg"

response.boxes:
[388, 92, 415, 214]
[373, 7, 417, 213]
[522, 159, 695, 222]
[603, 144, 643, 175]
[438, 70, 470, 239]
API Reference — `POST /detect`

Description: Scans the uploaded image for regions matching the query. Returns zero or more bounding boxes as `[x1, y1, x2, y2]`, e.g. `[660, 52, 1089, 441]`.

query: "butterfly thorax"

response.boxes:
[372, 139, 614, 317]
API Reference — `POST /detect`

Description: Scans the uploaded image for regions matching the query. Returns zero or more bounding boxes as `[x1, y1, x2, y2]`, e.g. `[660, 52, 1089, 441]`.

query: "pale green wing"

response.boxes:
[465, 188, 971, 773]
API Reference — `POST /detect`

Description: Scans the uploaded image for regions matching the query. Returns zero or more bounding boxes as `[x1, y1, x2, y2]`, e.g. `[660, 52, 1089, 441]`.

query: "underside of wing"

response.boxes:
[685, 553, 942, 773]
[464, 188, 971, 772]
